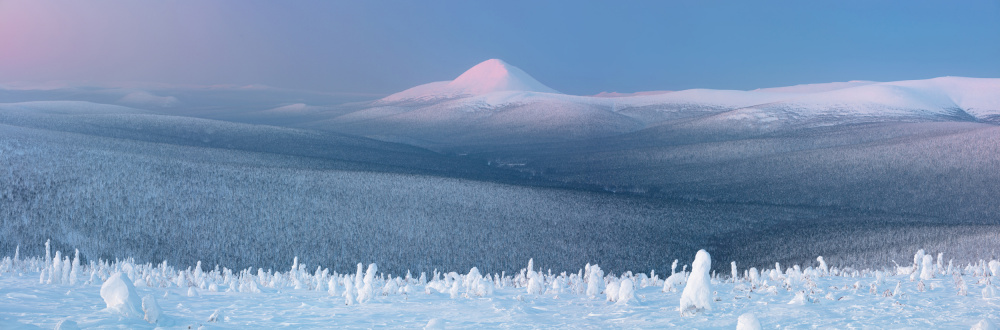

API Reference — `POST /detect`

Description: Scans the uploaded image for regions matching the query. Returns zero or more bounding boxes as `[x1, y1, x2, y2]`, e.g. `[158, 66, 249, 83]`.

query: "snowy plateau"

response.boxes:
[2, 59, 1000, 328]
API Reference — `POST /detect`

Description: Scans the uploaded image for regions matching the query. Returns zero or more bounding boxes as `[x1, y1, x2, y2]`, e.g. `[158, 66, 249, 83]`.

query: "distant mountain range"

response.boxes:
[309, 59, 1000, 148]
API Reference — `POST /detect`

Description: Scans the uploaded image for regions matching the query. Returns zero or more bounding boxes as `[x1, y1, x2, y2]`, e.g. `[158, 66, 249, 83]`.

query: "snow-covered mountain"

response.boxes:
[322, 60, 999, 147]
[380, 59, 560, 103]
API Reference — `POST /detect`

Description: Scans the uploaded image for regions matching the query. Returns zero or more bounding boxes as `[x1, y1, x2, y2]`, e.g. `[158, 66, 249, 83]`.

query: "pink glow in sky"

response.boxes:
[0, 1, 252, 86]
[1, 1, 997, 95]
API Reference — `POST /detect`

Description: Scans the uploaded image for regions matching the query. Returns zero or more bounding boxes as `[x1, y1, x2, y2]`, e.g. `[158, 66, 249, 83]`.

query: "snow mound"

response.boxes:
[679, 249, 712, 314]
[972, 319, 998, 330]
[381, 59, 559, 102]
[101, 272, 143, 319]
[737, 313, 762, 330]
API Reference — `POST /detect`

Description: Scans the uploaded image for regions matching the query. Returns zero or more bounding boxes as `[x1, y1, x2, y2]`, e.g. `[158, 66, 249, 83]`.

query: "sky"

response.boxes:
[1, 0, 998, 96]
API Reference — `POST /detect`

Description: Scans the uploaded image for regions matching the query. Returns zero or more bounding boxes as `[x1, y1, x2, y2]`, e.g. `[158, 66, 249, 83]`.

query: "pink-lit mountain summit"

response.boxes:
[382, 59, 559, 102]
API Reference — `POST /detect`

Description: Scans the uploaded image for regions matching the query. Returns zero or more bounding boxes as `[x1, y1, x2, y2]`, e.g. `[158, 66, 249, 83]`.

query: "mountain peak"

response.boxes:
[447, 59, 558, 95]
[381, 59, 559, 102]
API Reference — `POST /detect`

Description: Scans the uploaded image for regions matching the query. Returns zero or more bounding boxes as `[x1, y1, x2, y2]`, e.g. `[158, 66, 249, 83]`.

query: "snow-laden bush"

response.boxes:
[101, 272, 143, 319]
[328, 276, 338, 296]
[605, 280, 620, 302]
[972, 319, 998, 330]
[463, 267, 492, 297]
[383, 276, 399, 296]
[663, 271, 686, 293]
[788, 291, 808, 305]
[343, 276, 356, 305]
[617, 278, 635, 305]
[989, 261, 1000, 278]
[737, 313, 762, 330]
[585, 264, 603, 297]
[549, 275, 564, 295]
[817, 256, 828, 275]
[141, 294, 161, 323]
[920, 255, 935, 280]
[358, 263, 377, 303]
[526, 259, 544, 295]
[448, 276, 461, 299]
[911, 249, 926, 280]
[679, 249, 712, 314]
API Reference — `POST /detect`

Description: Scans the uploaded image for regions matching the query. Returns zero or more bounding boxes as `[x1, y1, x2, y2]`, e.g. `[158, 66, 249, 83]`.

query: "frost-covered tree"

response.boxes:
[920, 255, 935, 280]
[585, 264, 603, 297]
[343, 277, 356, 305]
[680, 249, 712, 315]
[358, 263, 377, 303]
[617, 278, 635, 305]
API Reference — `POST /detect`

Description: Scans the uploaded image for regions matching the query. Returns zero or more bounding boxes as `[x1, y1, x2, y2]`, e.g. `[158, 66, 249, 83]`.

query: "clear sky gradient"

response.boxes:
[1, 0, 998, 95]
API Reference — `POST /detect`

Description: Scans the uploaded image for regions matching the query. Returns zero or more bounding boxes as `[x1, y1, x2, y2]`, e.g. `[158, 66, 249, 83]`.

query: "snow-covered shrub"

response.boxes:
[141, 294, 161, 324]
[449, 278, 461, 299]
[679, 249, 712, 314]
[788, 291, 808, 305]
[663, 271, 686, 293]
[101, 272, 143, 319]
[358, 263, 377, 303]
[911, 249, 926, 280]
[983, 285, 997, 299]
[605, 280, 620, 302]
[817, 256, 828, 275]
[328, 276, 338, 296]
[70, 249, 80, 285]
[737, 313, 762, 330]
[50, 251, 62, 285]
[208, 309, 223, 322]
[526, 259, 544, 295]
[463, 267, 492, 297]
[972, 319, 998, 330]
[617, 278, 635, 305]
[585, 264, 603, 297]
[343, 277, 356, 305]
[920, 255, 935, 280]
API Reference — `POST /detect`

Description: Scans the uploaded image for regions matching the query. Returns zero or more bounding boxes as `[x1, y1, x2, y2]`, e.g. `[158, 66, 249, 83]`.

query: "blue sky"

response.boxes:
[1, 0, 998, 95]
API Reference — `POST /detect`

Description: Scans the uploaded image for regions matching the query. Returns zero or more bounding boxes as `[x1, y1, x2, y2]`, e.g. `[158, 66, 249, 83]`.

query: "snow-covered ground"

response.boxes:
[2, 245, 999, 329]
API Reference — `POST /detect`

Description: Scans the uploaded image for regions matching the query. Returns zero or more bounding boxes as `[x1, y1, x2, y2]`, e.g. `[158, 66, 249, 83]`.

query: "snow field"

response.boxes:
[2, 243, 1000, 328]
